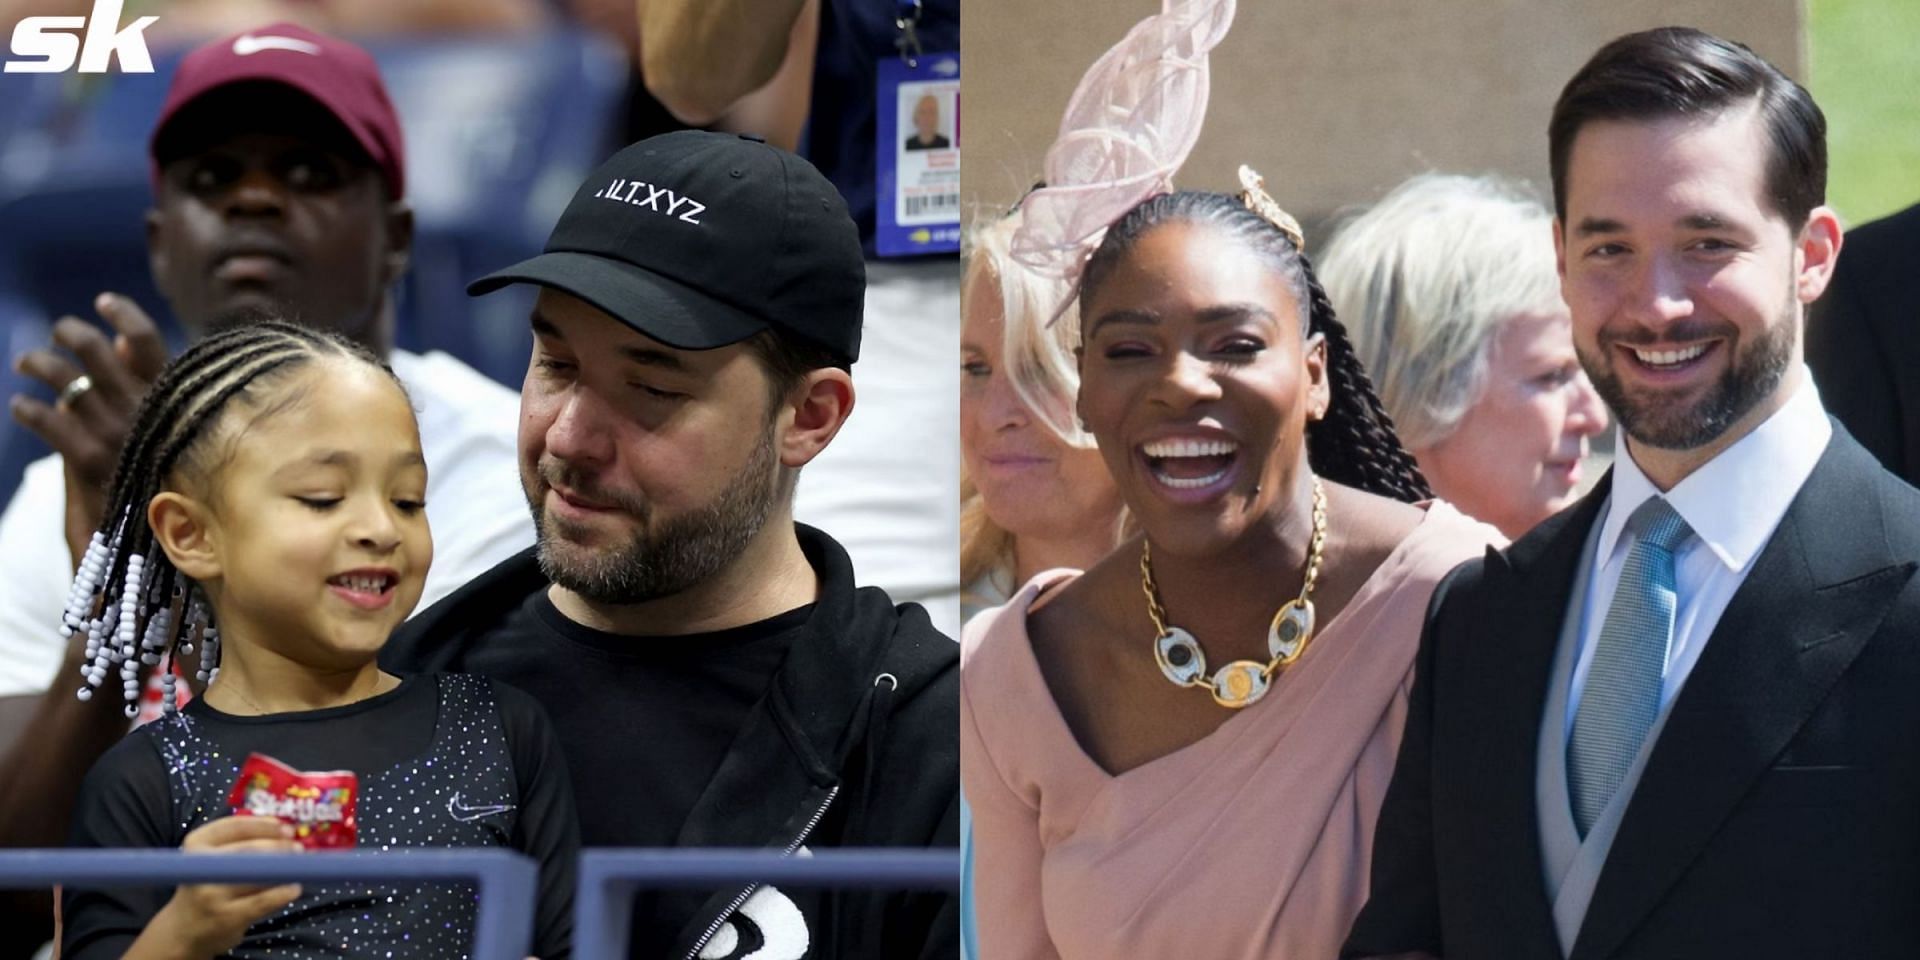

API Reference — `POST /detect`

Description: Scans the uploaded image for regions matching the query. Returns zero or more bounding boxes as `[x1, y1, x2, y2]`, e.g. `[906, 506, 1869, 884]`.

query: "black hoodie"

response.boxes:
[381, 524, 959, 959]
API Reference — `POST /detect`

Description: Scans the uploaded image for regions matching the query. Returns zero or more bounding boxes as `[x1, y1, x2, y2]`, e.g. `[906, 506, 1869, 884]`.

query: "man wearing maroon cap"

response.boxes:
[143, 22, 412, 352]
[0, 24, 532, 946]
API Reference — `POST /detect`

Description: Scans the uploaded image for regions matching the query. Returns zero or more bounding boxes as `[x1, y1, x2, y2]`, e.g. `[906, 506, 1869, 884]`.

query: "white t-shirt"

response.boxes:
[0, 349, 534, 697]
[794, 259, 960, 639]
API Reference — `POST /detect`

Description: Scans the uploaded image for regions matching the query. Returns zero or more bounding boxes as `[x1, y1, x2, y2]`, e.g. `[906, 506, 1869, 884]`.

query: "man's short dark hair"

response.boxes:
[1549, 27, 1827, 231]
[743, 327, 848, 413]
[740, 327, 845, 501]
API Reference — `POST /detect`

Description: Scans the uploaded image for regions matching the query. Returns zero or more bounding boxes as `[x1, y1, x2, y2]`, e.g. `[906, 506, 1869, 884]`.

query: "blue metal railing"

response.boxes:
[0, 849, 537, 960]
[0, 846, 959, 959]
[575, 849, 960, 958]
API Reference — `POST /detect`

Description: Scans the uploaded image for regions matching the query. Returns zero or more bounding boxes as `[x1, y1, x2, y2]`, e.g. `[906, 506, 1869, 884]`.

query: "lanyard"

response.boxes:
[894, 0, 924, 66]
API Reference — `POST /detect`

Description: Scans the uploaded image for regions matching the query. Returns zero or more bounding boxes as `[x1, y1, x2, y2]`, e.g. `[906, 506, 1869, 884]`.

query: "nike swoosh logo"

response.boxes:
[232, 34, 323, 57]
[447, 792, 514, 822]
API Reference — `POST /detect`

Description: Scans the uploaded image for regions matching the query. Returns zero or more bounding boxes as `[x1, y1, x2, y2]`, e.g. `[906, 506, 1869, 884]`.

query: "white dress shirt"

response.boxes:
[794, 259, 961, 639]
[1564, 369, 1833, 736]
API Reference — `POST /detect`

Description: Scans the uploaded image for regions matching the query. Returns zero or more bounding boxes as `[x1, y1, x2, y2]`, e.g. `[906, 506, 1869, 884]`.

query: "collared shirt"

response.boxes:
[1564, 368, 1832, 735]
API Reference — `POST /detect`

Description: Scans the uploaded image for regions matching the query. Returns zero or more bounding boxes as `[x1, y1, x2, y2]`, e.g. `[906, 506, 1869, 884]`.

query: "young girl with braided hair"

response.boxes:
[959, 173, 1508, 958]
[60, 320, 575, 960]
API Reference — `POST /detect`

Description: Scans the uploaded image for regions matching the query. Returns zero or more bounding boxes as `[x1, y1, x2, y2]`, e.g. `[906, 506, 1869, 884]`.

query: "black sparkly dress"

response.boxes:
[63, 673, 578, 960]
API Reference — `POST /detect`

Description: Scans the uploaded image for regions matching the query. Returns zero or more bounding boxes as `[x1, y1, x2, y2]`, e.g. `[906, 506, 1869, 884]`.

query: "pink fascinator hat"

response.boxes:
[1009, 0, 1237, 314]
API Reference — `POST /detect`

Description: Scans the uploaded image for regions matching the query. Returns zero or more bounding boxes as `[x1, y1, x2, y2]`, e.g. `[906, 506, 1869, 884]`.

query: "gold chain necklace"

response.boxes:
[1141, 477, 1328, 709]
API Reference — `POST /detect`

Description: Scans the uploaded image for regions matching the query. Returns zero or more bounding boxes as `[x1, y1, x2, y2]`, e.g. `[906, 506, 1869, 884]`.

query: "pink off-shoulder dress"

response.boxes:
[960, 501, 1502, 960]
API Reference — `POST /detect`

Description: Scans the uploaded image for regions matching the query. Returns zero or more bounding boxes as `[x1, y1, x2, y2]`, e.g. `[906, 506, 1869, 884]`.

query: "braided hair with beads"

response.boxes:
[1077, 185, 1433, 504]
[62, 319, 401, 717]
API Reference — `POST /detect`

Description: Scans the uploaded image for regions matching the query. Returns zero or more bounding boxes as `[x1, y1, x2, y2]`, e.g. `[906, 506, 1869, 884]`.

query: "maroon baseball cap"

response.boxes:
[149, 23, 406, 197]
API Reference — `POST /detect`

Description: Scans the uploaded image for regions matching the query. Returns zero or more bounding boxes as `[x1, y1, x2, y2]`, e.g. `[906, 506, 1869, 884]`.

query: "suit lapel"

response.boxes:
[1571, 432, 1916, 960]
[1459, 481, 1611, 959]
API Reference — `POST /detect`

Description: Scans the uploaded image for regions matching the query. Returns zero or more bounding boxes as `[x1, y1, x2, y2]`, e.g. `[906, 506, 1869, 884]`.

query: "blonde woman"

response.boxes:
[961, 212, 1126, 621]
[959, 210, 1125, 960]
[1319, 173, 1609, 538]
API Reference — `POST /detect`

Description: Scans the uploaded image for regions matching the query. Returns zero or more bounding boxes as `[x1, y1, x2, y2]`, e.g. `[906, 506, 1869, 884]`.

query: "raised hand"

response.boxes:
[7, 293, 170, 559]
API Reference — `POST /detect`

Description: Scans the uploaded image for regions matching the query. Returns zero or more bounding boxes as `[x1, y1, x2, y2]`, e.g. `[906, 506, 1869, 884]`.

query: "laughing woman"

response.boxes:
[959, 175, 1505, 959]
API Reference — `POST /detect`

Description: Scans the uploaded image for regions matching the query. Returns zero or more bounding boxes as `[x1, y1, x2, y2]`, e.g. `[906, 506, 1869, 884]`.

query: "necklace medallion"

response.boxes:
[1153, 626, 1207, 686]
[1140, 476, 1329, 710]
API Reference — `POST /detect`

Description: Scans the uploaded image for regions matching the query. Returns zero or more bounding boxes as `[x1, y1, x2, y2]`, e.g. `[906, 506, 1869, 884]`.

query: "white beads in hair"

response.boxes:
[80, 601, 119, 691]
[66, 541, 218, 719]
[139, 605, 173, 666]
[60, 531, 110, 638]
[190, 596, 216, 683]
[202, 627, 221, 687]
[120, 651, 139, 718]
[114, 553, 145, 653]
[66, 488, 228, 717]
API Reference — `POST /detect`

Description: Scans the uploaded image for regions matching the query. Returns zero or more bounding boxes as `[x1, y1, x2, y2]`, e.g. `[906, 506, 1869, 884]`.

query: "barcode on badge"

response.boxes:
[905, 193, 959, 217]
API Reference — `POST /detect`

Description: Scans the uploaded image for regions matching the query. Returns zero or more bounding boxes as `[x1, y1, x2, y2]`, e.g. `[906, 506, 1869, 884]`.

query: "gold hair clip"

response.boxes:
[1236, 165, 1306, 252]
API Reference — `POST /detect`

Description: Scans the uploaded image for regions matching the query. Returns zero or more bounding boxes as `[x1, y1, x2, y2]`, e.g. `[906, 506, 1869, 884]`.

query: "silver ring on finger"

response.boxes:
[57, 374, 93, 408]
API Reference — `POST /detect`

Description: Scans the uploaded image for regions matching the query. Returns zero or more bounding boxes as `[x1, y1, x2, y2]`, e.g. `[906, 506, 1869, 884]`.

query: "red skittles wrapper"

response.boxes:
[225, 753, 359, 850]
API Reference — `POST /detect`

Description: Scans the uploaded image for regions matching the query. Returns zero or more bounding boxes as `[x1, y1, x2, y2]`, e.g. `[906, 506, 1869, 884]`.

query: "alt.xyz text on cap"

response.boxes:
[593, 179, 706, 225]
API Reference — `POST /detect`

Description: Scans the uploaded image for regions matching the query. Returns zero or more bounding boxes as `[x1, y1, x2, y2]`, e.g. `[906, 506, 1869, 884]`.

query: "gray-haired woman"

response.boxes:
[1320, 172, 1609, 538]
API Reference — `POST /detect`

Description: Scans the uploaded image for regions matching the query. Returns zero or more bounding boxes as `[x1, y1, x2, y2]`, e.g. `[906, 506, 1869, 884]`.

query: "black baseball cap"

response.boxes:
[469, 131, 866, 364]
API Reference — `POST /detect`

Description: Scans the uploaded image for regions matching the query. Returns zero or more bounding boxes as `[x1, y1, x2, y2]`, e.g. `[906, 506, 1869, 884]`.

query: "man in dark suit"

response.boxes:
[1344, 27, 1920, 960]
[1807, 202, 1920, 486]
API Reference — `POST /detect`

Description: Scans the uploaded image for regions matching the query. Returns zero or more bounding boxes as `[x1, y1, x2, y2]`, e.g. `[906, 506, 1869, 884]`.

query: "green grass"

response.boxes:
[1809, 0, 1920, 227]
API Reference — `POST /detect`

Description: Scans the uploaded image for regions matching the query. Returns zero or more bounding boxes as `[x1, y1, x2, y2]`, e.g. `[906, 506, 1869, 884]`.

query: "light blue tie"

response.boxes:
[1568, 496, 1695, 837]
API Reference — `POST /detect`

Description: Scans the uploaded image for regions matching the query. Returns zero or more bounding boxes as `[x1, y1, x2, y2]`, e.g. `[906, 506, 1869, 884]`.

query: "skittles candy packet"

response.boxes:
[226, 753, 358, 850]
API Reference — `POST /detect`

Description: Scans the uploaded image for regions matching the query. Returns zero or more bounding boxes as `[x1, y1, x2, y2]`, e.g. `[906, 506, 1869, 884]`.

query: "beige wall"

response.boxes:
[962, 0, 1803, 231]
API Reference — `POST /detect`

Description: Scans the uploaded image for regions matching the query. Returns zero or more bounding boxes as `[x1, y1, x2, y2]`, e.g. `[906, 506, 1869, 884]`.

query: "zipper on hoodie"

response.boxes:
[683, 783, 842, 960]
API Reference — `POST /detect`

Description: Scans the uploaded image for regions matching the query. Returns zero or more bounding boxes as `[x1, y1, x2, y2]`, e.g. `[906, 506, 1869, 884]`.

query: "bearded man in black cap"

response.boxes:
[381, 130, 958, 960]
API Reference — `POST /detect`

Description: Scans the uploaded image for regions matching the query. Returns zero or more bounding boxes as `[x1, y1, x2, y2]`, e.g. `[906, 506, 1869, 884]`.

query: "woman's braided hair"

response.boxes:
[1078, 189, 1432, 503]
[63, 318, 401, 716]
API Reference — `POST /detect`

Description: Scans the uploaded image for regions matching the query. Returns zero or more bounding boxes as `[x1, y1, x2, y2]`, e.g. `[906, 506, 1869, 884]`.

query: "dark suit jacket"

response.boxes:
[1808, 203, 1920, 486]
[1344, 426, 1920, 960]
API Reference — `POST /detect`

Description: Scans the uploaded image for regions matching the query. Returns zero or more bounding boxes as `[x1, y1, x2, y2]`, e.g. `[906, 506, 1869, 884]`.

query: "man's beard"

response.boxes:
[527, 426, 780, 606]
[1577, 302, 1796, 452]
